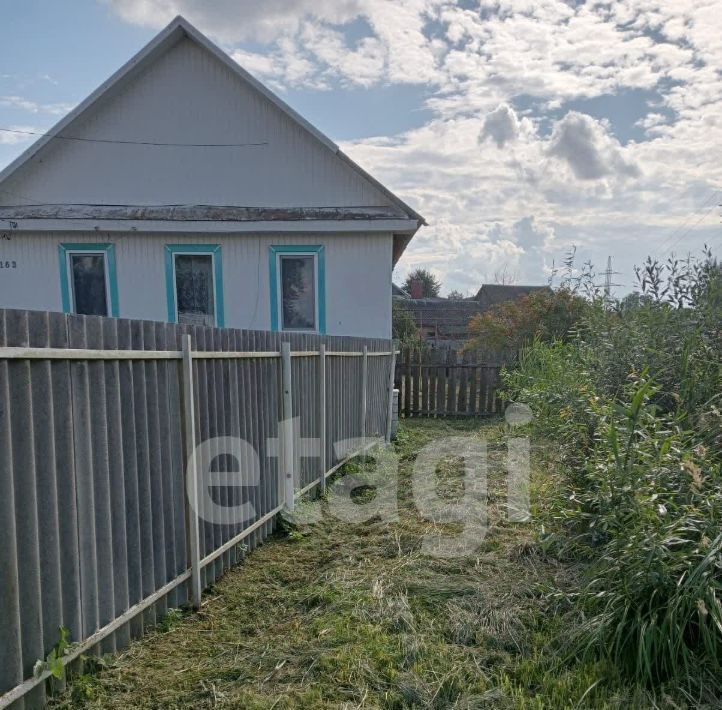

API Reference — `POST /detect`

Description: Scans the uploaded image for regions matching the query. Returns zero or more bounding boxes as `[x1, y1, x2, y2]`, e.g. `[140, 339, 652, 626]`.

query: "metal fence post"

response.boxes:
[280, 341, 295, 512]
[385, 345, 397, 443]
[318, 343, 327, 496]
[361, 346, 368, 454]
[181, 334, 202, 610]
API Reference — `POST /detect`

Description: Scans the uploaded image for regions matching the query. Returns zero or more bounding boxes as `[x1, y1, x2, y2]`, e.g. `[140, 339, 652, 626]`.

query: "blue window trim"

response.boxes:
[268, 245, 326, 334]
[164, 244, 225, 328]
[58, 242, 119, 317]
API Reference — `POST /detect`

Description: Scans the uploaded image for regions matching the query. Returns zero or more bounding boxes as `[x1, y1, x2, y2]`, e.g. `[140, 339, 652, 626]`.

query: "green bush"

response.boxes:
[465, 287, 588, 353]
[392, 301, 422, 347]
[503, 250, 722, 696]
[504, 340, 601, 468]
[568, 376, 722, 690]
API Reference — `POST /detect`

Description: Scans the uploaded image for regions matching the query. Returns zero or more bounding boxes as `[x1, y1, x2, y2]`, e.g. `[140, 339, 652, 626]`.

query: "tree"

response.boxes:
[392, 301, 421, 346]
[493, 265, 519, 285]
[403, 268, 442, 298]
[447, 289, 465, 300]
[465, 288, 588, 352]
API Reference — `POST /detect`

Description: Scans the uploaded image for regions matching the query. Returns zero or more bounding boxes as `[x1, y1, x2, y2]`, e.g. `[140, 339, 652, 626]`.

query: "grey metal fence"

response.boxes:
[0, 309, 394, 709]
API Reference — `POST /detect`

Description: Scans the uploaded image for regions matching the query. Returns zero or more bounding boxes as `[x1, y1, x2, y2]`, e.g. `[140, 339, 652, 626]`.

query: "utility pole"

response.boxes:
[603, 256, 622, 299]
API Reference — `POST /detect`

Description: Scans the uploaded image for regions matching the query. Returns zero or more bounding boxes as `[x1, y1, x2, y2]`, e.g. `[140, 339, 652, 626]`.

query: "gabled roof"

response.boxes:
[475, 284, 550, 306]
[0, 15, 425, 259]
[399, 283, 552, 340]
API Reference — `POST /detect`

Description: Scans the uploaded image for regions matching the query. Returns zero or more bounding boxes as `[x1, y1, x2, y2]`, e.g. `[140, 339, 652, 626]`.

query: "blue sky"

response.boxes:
[2, 0, 720, 294]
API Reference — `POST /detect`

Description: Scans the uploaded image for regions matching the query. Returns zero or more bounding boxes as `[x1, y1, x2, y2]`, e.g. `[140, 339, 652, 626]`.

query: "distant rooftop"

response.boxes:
[392, 283, 410, 298]
[394, 283, 552, 344]
[474, 283, 550, 306]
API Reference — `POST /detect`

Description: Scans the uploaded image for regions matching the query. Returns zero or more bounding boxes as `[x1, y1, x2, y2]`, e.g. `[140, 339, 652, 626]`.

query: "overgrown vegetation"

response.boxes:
[465, 287, 586, 353]
[392, 300, 422, 347]
[504, 249, 722, 700]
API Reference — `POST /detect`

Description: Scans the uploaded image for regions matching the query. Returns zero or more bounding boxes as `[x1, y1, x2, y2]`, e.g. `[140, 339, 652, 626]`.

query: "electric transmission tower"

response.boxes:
[603, 256, 622, 298]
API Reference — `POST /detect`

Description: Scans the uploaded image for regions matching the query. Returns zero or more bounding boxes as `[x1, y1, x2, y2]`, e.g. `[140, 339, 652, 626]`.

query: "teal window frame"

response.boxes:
[269, 245, 326, 334]
[165, 244, 225, 328]
[58, 242, 119, 317]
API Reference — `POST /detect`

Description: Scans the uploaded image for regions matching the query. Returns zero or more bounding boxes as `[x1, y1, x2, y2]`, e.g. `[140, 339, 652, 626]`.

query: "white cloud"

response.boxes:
[510, 216, 557, 282]
[392, 215, 557, 288]
[0, 126, 38, 145]
[232, 40, 330, 91]
[480, 103, 520, 148]
[104, 0, 445, 88]
[362, 0, 442, 85]
[299, 24, 386, 87]
[102, 0, 364, 42]
[548, 112, 640, 181]
[0, 95, 74, 115]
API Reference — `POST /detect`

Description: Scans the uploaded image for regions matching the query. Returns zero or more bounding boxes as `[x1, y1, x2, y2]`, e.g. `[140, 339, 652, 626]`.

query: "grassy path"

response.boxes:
[52, 419, 639, 709]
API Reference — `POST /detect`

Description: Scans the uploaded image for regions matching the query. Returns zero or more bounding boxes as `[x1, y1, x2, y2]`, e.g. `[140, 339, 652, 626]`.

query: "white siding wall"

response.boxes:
[0, 231, 393, 339]
[0, 37, 392, 209]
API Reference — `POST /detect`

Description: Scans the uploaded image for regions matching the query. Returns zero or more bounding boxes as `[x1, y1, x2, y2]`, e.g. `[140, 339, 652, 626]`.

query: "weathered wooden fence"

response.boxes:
[0, 309, 395, 709]
[396, 347, 504, 417]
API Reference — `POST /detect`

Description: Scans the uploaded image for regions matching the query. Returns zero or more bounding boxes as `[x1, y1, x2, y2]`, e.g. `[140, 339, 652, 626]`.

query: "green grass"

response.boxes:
[50, 419, 658, 709]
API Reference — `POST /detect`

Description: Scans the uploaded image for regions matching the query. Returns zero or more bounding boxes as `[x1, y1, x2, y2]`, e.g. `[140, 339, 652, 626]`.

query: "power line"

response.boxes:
[0, 127, 268, 148]
[656, 189, 720, 256]
[657, 190, 718, 253]
[661, 201, 721, 258]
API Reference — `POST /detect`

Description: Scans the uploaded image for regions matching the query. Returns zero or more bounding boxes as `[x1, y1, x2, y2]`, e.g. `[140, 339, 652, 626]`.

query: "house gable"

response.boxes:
[0, 18, 422, 236]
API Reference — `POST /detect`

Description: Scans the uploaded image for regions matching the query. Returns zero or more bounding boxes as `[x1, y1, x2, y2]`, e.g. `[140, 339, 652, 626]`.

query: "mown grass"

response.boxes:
[51, 419, 656, 709]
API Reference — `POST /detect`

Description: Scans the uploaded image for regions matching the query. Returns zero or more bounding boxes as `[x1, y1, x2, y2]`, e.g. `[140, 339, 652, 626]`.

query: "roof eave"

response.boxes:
[0, 217, 419, 234]
[336, 150, 426, 226]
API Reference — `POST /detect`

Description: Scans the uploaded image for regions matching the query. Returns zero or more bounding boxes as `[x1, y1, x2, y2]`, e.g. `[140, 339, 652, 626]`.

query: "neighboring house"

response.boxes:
[392, 283, 410, 298]
[474, 284, 549, 310]
[0, 17, 424, 339]
[394, 283, 550, 348]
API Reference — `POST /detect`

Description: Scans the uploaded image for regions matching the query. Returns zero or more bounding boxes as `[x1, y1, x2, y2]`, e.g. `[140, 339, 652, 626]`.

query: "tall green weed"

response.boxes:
[502, 250, 722, 695]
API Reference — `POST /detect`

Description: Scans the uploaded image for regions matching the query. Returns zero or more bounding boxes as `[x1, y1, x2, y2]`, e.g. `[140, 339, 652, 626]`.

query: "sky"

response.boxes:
[1, 0, 721, 296]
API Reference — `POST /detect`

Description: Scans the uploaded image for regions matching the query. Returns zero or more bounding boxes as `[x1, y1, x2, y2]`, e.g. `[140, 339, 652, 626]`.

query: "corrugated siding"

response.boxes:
[0, 231, 393, 339]
[0, 38, 393, 209]
[0, 309, 394, 708]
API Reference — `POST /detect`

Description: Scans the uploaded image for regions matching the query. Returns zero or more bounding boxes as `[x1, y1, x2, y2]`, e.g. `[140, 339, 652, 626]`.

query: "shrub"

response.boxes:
[503, 249, 722, 696]
[567, 376, 722, 692]
[392, 301, 422, 347]
[503, 340, 601, 467]
[465, 288, 588, 353]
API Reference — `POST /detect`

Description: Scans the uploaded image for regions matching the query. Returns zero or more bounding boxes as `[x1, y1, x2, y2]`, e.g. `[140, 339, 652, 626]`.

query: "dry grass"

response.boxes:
[51, 419, 650, 709]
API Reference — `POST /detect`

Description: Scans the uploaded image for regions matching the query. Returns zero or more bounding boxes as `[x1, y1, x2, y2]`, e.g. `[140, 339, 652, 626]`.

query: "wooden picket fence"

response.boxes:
[395, 347, 506, 418]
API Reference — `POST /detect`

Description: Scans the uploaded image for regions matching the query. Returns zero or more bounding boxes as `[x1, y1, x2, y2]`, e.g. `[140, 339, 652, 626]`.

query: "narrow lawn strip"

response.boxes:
[52, 419, 648, 709]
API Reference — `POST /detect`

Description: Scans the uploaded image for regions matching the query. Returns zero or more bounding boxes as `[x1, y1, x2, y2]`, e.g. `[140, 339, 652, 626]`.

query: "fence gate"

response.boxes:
[395, 346, 504, 418]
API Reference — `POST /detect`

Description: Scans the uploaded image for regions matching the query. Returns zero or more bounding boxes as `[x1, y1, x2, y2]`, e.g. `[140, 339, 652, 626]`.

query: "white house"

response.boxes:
[0, 16, 424, 339]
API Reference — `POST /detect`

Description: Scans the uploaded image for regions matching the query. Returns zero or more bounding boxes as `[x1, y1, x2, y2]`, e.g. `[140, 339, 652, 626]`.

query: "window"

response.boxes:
[165, 245, 225, 327]
[269, 245, 325, 333]
[71, 254, 108, 316]
[280, 255, 315, 330]
[58, 243, 119, 317]
[175, 254, 215, 325]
